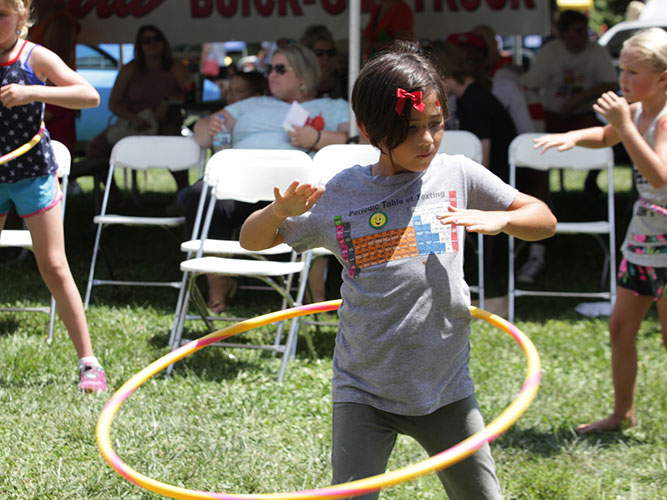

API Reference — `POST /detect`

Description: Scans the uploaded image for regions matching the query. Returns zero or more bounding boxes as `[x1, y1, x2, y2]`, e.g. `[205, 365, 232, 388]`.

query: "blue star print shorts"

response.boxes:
[0, 173, 62, 218]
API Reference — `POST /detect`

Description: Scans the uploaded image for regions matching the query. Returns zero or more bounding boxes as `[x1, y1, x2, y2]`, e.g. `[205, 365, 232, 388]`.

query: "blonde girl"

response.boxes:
[535, 27, 667, 432]
[0, 0, 106, 391]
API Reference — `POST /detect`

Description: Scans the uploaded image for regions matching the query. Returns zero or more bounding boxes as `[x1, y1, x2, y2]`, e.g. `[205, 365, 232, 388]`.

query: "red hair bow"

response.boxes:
[395, 88, 425, 116]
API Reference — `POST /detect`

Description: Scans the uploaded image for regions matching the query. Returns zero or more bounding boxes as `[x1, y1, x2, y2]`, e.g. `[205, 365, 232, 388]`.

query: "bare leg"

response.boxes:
[578, 287, 652, 433]
[206, 274, 237, 313]
[307, 256, 328, 304]
[25, 204, 94, 358]
[658, 296, 667, 350]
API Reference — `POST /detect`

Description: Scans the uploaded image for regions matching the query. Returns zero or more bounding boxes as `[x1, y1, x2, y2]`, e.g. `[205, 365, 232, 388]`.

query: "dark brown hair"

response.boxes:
[351, 41, 448, 151]
[133, 25, 174, 74]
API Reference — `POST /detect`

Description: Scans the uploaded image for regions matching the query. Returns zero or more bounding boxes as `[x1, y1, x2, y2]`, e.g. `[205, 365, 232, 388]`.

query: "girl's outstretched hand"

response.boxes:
[533, 132, 576, 152]
[437, 205, 508, 236]
[593, 91, 631, 130]
[273, 180, 325, 218]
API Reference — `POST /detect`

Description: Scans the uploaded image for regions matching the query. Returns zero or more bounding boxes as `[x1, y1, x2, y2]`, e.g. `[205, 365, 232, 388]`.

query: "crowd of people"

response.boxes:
[2, 0, 667, 498]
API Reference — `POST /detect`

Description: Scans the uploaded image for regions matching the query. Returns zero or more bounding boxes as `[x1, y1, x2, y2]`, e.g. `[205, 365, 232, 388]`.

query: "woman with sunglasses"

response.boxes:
[81, 25, 192, 206]
[194, 42, 348, 160]
[191, 42, 349, 311]
[300, 25, 347, 100]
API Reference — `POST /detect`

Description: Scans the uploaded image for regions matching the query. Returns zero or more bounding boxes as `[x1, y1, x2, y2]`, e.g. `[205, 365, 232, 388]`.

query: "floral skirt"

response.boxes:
[618, 258, 667, 300]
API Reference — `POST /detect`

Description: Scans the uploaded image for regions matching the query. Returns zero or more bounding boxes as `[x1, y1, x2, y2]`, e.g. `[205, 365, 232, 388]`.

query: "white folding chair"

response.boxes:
[84, 135, 205, 307]
[507, 133, 616, 321]
[438, 130, 486, 308]
[170, 149, 316, 381]
[0, 140, 71, 342]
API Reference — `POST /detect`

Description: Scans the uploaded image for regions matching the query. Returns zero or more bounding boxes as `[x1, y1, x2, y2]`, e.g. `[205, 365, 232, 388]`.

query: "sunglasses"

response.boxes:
[141, 35, 162, 45]
[313, 48, 337, 58]
[266, 63, 292, 75]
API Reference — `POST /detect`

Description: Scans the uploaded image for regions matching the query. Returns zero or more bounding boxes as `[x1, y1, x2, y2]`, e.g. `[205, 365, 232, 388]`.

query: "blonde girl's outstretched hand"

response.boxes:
[273, 180, 325, 218]
[533, 132, 577, 153]
[593, 91, 632, 130]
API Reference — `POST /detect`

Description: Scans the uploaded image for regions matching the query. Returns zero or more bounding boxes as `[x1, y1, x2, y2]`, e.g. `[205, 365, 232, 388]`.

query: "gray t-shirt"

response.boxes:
[281, 154, 518, 415]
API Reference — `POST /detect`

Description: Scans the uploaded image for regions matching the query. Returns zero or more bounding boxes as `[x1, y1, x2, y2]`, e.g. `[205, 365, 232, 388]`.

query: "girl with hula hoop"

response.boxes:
[534, 28, 667, 434]
[240, 41, 556, 499]
[0, 0, 106, 392]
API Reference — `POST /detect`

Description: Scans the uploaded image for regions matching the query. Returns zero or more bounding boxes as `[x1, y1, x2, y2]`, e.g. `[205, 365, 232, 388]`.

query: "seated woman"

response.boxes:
[81, 25, 192, 205]
[300, 24, 347, 100]
[190, 43, 350, 312]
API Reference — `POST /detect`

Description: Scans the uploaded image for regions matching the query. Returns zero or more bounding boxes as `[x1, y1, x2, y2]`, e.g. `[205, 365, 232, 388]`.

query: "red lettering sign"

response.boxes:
[414, 0, 535, 13]
[461, 0, 480, 10]
[322, 0, 346, 15]
[191, 0, 213, 17]
[67, 0, 165, 18]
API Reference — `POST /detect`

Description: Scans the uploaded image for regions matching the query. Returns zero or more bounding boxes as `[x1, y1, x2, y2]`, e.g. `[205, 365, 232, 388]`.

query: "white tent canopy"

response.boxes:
[73, 1, 550, 45]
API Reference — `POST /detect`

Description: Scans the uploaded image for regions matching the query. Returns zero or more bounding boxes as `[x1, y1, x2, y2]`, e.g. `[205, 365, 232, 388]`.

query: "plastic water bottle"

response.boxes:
[212, 114, 232, 152]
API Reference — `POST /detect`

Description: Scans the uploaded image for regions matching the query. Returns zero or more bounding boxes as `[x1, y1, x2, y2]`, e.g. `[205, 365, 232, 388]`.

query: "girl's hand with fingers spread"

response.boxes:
[273, 180, 325, 218]
[533, 133, 576, 153]
[436, 205, 509, 236]
[593, 91, 631, 130]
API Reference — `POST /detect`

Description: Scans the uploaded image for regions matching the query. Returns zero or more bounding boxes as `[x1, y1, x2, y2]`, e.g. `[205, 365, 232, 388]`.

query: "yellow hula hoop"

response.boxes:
[96, 301, 541, 500]
[0, 122, 46, 165]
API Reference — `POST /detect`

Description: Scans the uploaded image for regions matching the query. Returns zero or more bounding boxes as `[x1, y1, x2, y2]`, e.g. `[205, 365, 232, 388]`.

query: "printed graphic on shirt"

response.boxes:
[336, 191, 459, 278]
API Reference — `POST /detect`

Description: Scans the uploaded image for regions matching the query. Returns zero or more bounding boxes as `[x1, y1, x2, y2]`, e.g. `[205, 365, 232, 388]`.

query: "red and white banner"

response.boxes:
[69, 0, 549, 45]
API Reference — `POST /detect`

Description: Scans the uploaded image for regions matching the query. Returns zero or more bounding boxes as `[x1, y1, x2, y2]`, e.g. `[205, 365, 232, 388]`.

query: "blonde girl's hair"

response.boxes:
[623, 28, 667, 75]
[8, 0, 33, 38]
[276, 43, 321, 98]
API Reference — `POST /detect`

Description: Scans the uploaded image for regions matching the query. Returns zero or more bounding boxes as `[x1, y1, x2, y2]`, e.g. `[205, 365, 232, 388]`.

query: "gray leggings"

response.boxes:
[331, 394, 502, 500]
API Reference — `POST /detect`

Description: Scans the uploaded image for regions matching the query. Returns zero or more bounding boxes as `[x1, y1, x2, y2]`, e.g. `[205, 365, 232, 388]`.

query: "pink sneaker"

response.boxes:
[79, 363, 107, 393]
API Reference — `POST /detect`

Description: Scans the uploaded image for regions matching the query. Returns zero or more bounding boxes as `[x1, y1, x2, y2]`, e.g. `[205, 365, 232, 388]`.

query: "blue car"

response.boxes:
[75, 43, 222, 144]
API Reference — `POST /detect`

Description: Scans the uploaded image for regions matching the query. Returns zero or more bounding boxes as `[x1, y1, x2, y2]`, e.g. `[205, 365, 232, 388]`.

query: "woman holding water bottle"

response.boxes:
[194, 43, 349, 152]
[190, 44, 349, 311]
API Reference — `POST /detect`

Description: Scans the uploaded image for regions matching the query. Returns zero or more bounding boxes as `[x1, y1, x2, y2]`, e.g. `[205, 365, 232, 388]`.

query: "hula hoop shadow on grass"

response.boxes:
[97, 300, 541, 500]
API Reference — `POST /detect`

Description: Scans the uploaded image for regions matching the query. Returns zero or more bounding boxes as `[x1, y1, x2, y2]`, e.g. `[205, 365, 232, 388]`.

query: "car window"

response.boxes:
[75, 45, 118, 70]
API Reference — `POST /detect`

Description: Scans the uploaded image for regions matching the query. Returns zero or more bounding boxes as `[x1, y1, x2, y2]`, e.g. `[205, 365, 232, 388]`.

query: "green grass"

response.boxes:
[0, 167, 665, 499]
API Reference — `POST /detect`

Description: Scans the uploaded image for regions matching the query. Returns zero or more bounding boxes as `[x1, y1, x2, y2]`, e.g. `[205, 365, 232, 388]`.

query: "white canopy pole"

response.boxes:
[348, 0, 361, 138]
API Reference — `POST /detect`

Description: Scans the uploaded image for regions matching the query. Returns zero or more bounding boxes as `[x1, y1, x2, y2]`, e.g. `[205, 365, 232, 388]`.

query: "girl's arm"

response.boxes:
[240, 181, 325, 251]
[532, 124, 618, 152]
[0, 44, 98, 109]
[533, 91, 639, 153]
[598, 92, 667, 188]
[437, 192, 557, 242]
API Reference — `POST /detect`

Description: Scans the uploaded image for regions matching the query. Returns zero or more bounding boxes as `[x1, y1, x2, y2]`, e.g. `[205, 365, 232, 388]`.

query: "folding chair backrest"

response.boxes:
[51, 140, 71, 178]
[507, 132, 616, 321]
[437, 130, 486, 307]
[312, 144, 380, 180]
[211, 149, 315, 203]
[509, 133, 613, 171]
[439, 130, 483, 163]
[110, 135, 205, 172]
